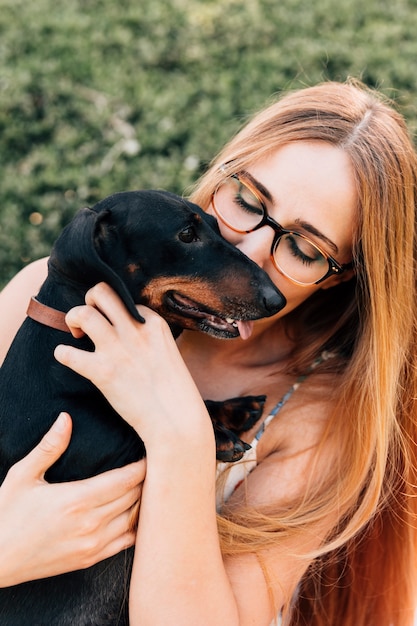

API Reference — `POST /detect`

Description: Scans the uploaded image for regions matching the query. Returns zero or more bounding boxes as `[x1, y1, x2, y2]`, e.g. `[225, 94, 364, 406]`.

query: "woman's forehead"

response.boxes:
[246, 141, 357, 255]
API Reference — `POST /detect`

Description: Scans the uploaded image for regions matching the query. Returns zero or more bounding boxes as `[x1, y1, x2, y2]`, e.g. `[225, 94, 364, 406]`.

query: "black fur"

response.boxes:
[0, 190, 285, 625]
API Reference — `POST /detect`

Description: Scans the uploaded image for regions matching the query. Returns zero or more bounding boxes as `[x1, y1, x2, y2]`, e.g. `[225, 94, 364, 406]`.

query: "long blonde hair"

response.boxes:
[190, 81, 417, 626]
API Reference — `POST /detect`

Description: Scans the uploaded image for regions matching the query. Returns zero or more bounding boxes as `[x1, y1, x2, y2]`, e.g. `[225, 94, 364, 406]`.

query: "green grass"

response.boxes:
[1, 0, 417, 287]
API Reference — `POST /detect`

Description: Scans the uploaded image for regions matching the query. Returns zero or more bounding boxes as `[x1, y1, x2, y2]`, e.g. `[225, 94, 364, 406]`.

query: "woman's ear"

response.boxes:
[320, 268, 355, 290]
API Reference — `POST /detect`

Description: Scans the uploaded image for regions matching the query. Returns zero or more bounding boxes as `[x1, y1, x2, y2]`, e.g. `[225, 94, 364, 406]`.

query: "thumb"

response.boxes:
[21, 412, 73, 480]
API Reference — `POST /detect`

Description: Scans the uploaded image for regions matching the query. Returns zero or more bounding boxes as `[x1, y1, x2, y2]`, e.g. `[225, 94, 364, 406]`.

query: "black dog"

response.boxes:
[0, 190, 285, 625]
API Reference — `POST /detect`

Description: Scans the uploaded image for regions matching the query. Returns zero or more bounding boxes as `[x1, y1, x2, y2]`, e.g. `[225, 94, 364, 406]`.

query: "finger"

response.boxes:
[102, 529, 137, 558]
[84, 283, 138, 329]
[13, 413, 73, 481]
[96, 481, 142, 529]
[90, 528, 137, 565]
[77, 504, 140, 569]
[68, 324, 86, 340]
[101, 505, 140, 550]
[65, 303, 116, 346]
[75, 460, 146, 509]
[54, 342, 100, 380]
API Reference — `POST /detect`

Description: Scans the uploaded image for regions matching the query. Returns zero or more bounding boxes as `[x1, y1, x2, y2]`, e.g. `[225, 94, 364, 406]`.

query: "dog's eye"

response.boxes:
[179, 227, 199, 243]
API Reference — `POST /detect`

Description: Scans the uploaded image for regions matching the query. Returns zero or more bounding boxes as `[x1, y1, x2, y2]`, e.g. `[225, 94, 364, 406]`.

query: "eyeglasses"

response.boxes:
[212, 172, 353, 286]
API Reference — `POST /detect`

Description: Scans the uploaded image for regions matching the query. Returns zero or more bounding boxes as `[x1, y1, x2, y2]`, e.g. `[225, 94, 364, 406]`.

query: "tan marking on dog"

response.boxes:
[140, 276, 225, 311]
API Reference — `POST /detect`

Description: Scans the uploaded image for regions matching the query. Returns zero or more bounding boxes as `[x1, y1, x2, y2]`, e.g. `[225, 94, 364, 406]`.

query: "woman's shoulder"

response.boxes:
[265, 370, 337, 437]
[1, 258, 49, 299]
[247, 373, 338, 493]
[0, 257, 49, 364]
[215, 369, 340, 510]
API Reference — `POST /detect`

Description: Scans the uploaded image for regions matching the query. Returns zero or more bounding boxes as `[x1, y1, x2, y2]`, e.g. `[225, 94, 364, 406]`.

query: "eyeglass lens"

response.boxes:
[213, 176, 331, 285]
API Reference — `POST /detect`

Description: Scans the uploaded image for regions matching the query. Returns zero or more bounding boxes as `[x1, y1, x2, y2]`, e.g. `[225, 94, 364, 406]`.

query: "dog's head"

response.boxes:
[48, 190, 286, 338]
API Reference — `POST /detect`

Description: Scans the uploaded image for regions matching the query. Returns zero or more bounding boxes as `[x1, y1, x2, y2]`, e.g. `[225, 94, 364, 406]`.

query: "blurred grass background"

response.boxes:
[1, 0, 417, 287]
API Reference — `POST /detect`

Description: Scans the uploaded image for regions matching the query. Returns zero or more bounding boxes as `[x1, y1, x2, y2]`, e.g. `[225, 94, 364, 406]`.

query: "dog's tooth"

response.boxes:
[225, 317, 235, 324]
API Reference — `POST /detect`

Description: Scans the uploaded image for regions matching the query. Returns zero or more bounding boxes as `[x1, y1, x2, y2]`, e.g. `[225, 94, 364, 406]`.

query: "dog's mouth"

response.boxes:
[164, 291, 253, 339]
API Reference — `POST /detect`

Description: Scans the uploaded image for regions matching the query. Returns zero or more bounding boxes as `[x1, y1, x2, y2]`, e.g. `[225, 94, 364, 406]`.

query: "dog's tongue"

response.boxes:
[237, 320, 254, 340]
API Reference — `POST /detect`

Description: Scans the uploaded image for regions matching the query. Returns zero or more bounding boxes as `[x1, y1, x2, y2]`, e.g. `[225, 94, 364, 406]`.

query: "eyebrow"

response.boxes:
[294, 219, 339, 254]
[241, 171, 274, 203]
[241, 170, 339, 255]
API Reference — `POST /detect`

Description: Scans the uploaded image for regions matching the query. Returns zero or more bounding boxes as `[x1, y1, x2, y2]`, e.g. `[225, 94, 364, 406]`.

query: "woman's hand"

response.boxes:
[54, 283, 212, 452]
[0, 412, 145, 587]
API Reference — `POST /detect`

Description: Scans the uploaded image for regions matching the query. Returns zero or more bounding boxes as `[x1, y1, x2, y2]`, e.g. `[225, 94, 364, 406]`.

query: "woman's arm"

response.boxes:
[56, 283, 337, 625]
[0, 258, 49, 364]
[0, 411, 144, 587]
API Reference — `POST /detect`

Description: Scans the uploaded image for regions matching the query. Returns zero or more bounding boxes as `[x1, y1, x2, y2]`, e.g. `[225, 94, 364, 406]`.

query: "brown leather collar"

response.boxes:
[26, 297, 71, 333]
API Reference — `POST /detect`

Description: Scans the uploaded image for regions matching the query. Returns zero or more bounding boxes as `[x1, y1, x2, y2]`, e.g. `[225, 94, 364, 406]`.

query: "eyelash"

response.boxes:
[233, 193, 263, 216]
[287, 235, 317, 266]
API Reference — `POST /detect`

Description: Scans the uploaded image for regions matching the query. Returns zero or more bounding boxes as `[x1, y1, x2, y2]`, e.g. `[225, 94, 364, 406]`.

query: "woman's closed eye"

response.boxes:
[233, 192, 264, 217]
[284, 234, 327, 266]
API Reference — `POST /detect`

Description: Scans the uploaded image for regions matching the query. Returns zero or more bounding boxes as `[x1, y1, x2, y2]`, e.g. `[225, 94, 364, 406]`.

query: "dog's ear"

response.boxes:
[50, 207, 145, 323]
[188, 204, 221, 235]
[201, 211, 221, 234]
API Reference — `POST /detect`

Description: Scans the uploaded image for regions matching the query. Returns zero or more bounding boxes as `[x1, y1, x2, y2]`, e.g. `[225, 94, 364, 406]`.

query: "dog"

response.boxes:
[0, 190, 285, 625]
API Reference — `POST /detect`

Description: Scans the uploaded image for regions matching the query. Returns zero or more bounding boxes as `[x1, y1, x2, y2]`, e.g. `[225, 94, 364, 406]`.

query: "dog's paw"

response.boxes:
[213, 422, 252, 463]
[205, 395, 266, 433]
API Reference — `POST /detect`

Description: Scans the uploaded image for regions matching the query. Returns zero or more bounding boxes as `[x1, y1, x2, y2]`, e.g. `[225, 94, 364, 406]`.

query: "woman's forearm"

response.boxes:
[130, 428, 240, 626]
[53, 285, 240, 623]
[54, 284, 280, 624]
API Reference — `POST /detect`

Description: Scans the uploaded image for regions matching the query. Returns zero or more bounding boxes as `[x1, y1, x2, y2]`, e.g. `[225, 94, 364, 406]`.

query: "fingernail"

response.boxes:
[53, 412, 68, 432]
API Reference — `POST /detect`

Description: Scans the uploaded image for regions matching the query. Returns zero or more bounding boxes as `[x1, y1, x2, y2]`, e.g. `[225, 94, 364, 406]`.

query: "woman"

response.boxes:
[1, 81, 417, 625]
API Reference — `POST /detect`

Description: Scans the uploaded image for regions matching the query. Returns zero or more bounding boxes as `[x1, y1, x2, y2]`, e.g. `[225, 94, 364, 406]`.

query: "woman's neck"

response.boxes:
[176, 319, 295, 400]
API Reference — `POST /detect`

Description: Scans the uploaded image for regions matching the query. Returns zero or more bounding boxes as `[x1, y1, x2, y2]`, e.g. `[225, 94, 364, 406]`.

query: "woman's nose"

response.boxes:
[235, 227, 275, 270]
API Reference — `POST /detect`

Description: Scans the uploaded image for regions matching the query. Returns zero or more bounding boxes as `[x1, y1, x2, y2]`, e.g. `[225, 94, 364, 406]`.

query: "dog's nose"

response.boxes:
[260, 284, 286, 315]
